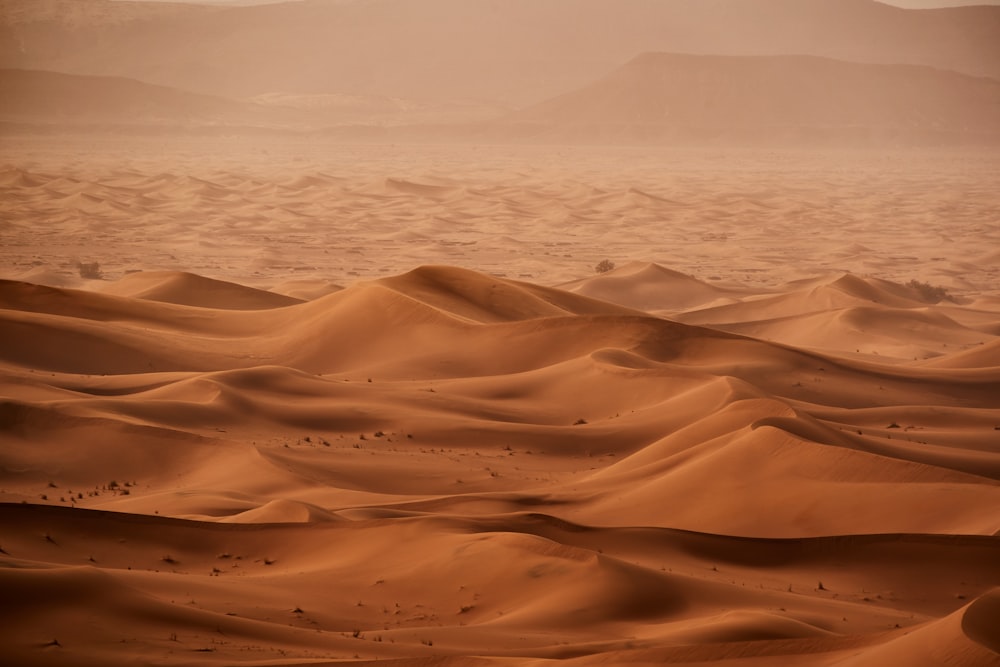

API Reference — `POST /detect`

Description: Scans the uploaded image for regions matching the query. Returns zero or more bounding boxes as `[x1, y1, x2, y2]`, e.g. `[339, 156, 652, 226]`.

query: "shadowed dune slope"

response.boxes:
[1, 265, 997, 666]
[0, 503, 997, 665]
[98, 271, 304, 310]
[559, 261, 741, 312]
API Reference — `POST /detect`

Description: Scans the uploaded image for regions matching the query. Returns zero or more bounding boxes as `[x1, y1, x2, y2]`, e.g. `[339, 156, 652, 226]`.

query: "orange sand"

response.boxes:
[1, 0, 999, 661]
[0, 140, 998, 667]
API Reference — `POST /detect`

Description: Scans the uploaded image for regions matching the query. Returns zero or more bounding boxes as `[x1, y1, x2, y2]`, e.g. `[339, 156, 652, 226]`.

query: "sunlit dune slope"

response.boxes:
[2, 265, 997, 531]
[1, 264, 997, 666]
[98, 271, 304, 310]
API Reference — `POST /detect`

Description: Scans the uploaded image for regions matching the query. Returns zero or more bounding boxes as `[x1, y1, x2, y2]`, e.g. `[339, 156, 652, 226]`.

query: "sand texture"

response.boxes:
[2, 1, 999, 661]
[1, 142, 999, 666]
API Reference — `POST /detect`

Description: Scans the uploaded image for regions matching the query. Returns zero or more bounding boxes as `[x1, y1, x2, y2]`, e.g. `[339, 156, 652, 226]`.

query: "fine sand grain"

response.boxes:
[0, 139, 998, 666]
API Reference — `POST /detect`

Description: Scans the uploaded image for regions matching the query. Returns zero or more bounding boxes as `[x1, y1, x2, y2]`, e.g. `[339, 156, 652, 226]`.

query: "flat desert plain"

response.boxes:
[1, 138, 999, 666]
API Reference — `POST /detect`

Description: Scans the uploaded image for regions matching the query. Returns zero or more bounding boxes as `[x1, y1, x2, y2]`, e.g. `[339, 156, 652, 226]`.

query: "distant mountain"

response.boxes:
[0, 69, 291, 128]
[1, 0, 998, 108]
[502, 53, 1000, 146]
[0, 68, 508, 131]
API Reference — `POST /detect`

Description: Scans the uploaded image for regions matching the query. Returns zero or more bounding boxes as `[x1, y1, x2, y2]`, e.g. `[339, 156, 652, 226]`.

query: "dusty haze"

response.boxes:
[1, 1, 998, 666]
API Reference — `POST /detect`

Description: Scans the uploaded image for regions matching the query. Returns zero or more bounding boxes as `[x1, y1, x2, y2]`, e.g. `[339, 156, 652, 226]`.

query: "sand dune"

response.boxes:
[663, 273, 996, 360]
[3, 0, 998, 661]
[2, 142, 998, 295]
[1, 141, 998, 665]
[2, 257, 998, 664]
[99, 271, 303, 309]
[560, 262, 742, 312]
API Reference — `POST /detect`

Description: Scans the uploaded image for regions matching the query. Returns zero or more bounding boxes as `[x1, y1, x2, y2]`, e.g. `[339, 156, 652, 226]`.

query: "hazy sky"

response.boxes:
[119, 0, 1000, 5]
[882, 0, 1000, 5]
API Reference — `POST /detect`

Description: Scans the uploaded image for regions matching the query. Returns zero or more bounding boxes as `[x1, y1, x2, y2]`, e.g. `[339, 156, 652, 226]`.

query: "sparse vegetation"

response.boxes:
[907, 279, 951, 303]
[595, 259, 616, 274]
[76, 261, 103, 280]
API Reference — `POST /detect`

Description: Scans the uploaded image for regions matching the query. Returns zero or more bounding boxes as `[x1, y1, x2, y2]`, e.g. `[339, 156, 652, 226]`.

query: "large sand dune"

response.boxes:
[1, 141, 999, 665]
[3, 0, 998, 661]
[1, 260, 998, 664]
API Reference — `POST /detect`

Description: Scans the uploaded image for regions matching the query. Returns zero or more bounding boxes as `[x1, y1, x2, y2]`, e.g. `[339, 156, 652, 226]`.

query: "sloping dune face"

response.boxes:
[2, 0, 998, 661]
[1, 258, 998, 666]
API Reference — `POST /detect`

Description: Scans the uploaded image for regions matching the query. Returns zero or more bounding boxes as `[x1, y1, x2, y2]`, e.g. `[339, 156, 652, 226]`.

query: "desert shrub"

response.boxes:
[595, 259, 616, 274]
[77, 261, 103, 280]
[907, 279, 951, 303]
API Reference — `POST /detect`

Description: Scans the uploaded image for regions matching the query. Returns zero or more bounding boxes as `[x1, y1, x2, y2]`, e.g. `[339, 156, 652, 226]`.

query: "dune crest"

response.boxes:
[1, 257, 998, 664]
[2, 0, 999, 660]
[99, 271, 304, 310]
[1, 73, 998, 663]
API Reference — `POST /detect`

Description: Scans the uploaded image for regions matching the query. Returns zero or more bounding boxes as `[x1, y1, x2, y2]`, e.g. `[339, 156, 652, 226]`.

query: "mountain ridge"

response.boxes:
[503, 52, 1000, 146]
[2, 0, 998, 107]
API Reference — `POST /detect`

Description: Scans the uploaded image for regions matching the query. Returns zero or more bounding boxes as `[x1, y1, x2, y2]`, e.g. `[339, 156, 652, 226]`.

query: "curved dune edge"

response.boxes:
[0, 504, 997, 666]
[825, 589, 1000, 667]
[1, 264, 997, 665]
[98, 270, 305, 310]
